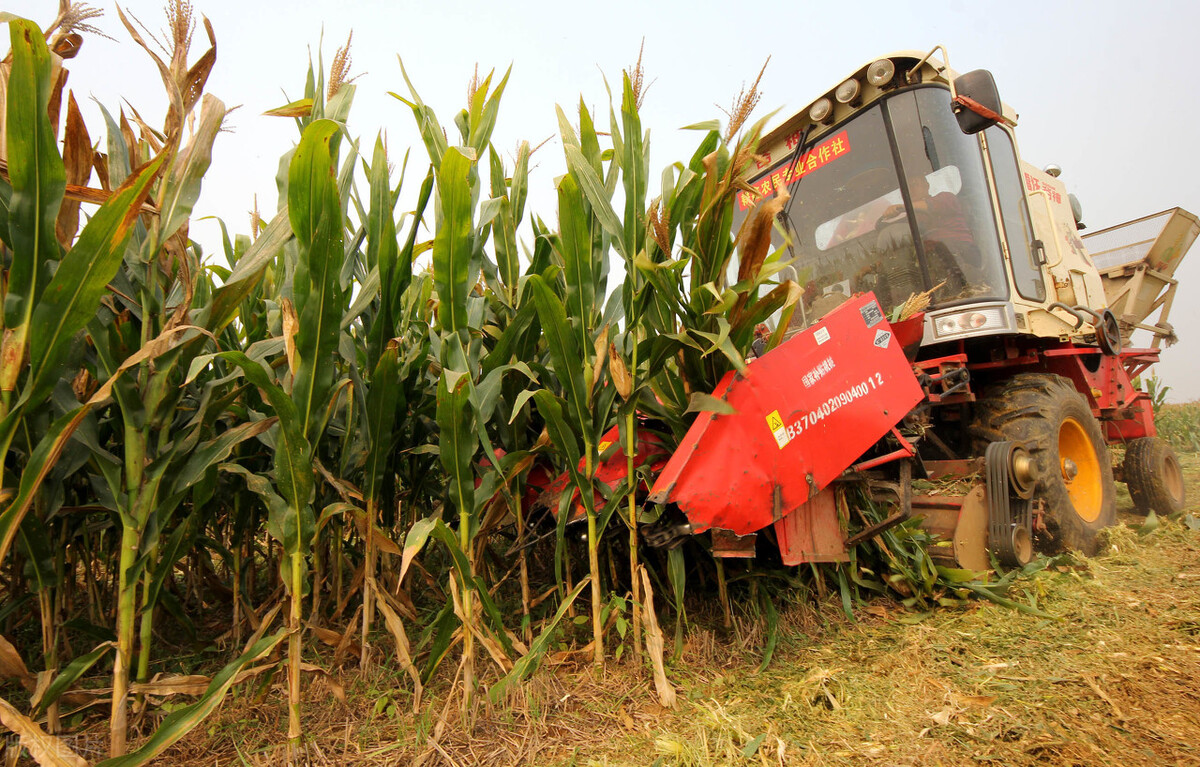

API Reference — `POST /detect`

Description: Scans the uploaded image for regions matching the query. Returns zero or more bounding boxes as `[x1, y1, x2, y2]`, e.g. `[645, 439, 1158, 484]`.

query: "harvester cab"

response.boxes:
[638, 48, 1195, 572]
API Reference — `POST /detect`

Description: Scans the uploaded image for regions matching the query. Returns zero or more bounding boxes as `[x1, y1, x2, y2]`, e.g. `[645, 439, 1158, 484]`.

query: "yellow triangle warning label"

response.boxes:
[766, 410, 784, 432]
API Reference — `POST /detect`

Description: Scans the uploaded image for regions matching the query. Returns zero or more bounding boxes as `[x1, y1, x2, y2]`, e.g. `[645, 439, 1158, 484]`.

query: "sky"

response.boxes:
[11, 0, 1200, 400]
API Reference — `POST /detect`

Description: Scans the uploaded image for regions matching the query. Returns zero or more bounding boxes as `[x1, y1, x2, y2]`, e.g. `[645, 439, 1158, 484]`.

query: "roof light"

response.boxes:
[835, 78, 861, 104]
[809, 97, 834, 124]
[866, 59, 896, 87]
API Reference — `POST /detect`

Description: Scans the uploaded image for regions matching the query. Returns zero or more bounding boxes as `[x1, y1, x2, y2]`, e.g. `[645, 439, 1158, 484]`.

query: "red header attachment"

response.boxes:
[648, 293, 925, 535]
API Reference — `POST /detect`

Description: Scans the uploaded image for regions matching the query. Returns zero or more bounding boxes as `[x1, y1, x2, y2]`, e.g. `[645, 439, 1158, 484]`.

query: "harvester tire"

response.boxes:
[1124, 436, 1186, 516]
[972, 373, 1115, 555]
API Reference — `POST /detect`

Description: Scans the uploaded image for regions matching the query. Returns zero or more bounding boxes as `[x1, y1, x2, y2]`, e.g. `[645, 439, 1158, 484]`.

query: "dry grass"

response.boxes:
[90, 456, 1200, 766]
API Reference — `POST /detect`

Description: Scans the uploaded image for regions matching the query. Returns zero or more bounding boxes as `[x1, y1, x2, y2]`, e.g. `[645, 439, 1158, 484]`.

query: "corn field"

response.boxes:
[0, 5, 1043, 766]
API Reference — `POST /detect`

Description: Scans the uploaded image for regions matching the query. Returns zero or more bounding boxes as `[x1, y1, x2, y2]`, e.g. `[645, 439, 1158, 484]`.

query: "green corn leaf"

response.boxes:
[555, 104, 580, 150]
[481, 300, 537, 376]
[169, 417, 278, 499]
[488, 578, 588, 703]
[563, 145, 624, 261]
[556, 170, 603, 316]
[97, 629, 288, 767]
[392, 58, 448, 169]
[288, 120, 341, 250]
[206, 205, 293, 331]
[399, 515, 439, 586]
[531, 390, 593, 517]
[3, 19, 66, 391]
[0, 404, 94, 567]
[527, 275, 588, 436]
[26, 150, 167, 406]
[468, 65, 511, 155]
[95, 102, 131, 190]
[363, 342, 401, 508]
[16, 515, 55, 595]
[155, 94, 224, 250]
[963, 583, 1055, 619]
[684, 392, 737, 416]
[288, 119, 346, 440]
[221, 464, 290, 546]
[668, 547, 687, 658]
[421, 598, 458, 683]
[511, 140, 530, 225]
[488, 144, 507, 199]
[742, 734, 769, 759]
[578, 99, 603, 175]
[221, 462, 313, 593]
[32, 642, 114, 716]
[366, 135, 399, 360]
[424, 521, 513, 655]
[391, 166, 433, 321]
[432, 146, 476, 333]
[213, 352, 312, 518]
[436, 370, 476, 532]
[142, 511, 200, 623]
[619, 74, 647, 261]
[493, 195, 519, 302]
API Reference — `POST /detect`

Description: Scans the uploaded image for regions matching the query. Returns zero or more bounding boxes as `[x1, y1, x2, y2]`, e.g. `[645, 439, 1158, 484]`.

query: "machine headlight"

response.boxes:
[835, 78, 861, 104]
[866, 59, 896, 86]
[809, 97, 834, 124]
[932, 307, 1009, 338]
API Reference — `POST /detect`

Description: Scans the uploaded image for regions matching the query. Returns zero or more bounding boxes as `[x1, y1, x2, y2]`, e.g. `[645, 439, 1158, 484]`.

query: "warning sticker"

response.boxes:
[766, 409, 790, 449]
[598, 441, 612, 453]
[873, 329, 892, 348]
[860, 300, 884, 328]
[814, 327, 831, 345]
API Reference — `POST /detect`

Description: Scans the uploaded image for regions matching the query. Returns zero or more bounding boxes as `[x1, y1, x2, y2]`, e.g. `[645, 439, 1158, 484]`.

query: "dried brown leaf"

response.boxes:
[0, 635, 32, 689]
[736, 184, 789, 284]
[376, 590, 424, 710]
[51, 33, 82, 60]
[130, 674, 211, 696]
[118, 109, 138, 164]
[298, 662, 345, 704]
[56, 91, 91, 246]
[0, 696, 87, 767]
[608, 343, 632, 400]
[280, 297, 298, 375]
[639, 567, 676, 708]
[591, 324, 609, 399]
[180, 17, 215, 114]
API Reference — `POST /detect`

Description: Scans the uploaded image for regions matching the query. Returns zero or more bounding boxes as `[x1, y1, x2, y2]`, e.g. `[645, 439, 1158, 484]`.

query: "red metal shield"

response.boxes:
[647, 293, 924, 535]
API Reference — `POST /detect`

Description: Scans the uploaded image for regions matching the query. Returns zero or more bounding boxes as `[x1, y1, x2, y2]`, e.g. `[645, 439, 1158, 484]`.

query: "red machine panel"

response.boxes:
[533, 423, 671, 521]
[647, 293, 924, 535]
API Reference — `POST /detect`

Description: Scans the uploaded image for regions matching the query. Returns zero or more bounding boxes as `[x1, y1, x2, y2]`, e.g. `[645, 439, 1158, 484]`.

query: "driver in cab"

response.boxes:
[878, 170, 973, 261]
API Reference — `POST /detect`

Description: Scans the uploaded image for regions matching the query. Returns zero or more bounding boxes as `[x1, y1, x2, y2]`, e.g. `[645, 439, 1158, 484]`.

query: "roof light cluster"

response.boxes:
[807, 58, 897, 126]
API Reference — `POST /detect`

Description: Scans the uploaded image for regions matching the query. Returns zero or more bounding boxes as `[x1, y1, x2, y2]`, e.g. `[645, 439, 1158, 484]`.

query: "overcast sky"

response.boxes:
[12, 0, 1200, 400]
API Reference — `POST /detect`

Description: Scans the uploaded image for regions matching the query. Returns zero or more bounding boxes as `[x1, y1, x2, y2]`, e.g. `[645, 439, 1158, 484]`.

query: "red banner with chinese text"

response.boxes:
[738, 130, 851, 211]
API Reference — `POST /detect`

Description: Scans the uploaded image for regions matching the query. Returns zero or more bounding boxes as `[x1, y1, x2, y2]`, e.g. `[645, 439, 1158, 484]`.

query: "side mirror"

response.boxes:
[952, 69, 1003, 134]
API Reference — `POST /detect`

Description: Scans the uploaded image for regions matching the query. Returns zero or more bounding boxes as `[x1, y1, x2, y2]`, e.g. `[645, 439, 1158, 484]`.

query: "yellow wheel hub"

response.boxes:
[1059, 417, 1102, 523]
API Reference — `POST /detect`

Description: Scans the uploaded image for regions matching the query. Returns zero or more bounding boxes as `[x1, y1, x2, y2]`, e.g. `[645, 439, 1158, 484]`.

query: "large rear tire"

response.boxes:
[972, 374, 1116, 555]
[1124, 436, 1186, 516]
